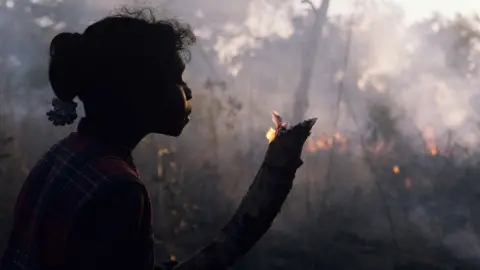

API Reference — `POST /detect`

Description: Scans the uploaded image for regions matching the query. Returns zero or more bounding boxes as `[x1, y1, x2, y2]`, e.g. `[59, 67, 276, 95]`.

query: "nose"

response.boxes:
[183, 85, 192, 101]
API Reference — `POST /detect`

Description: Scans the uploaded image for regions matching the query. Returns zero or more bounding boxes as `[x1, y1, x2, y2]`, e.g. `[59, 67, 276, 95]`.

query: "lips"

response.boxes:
[184, 103, 191, 124]
[185, 100, 192, 111]
[185, 100, 192, 116]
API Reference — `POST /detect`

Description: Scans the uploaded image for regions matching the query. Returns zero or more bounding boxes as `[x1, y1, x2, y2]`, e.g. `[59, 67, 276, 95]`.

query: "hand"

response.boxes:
[264, 112, 317, 169]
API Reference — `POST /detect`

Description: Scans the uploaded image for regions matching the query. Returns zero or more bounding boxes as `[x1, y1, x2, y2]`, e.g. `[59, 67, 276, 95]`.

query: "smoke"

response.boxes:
[4, 0, 480, 265]
[293, 1, 480, 151]
[444, 230, 480, 260]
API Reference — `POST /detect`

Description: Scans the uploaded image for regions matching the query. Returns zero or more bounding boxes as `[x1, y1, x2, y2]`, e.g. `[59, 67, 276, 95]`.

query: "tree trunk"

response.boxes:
[292, 0, 330, 123]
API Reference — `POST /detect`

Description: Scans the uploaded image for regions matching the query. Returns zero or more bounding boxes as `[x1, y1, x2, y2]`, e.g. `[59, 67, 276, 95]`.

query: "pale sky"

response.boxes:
[89, 0, 480, 26]
[326, 0, 480, 24]
[393, 0, 480, 22]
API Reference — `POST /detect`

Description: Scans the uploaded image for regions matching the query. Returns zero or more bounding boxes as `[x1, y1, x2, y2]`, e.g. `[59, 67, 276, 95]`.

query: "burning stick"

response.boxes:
[173, 114, 316, 270]
[266, 111, 288, 143]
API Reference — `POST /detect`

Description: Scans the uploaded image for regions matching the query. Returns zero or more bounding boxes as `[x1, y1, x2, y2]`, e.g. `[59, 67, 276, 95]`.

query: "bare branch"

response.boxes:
[292, 0, 331, 122]
[301, 0, 317, 13]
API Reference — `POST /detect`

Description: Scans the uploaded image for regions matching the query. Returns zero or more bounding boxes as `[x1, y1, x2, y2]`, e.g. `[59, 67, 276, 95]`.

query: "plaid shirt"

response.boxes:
[0, 120, 154, 270]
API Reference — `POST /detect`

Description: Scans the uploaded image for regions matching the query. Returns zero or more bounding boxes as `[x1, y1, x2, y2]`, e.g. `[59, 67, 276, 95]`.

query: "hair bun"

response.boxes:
[49, 32, 84, 105]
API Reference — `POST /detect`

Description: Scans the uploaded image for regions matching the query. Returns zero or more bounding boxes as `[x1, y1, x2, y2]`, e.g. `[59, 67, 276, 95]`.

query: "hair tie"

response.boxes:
[46, 97, 78, 126]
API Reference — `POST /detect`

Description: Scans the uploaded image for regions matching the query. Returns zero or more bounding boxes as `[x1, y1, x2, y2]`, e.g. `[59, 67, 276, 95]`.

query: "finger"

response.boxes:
[272, 111, 284, 129]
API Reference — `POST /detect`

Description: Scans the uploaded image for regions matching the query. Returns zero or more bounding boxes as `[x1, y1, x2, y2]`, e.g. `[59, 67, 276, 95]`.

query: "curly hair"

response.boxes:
[47, 7, 196, 126]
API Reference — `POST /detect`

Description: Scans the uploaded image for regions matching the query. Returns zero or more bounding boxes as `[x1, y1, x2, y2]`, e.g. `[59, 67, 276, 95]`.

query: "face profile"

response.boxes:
[45, 10, 196, 140]
[136, 53, 193, 137]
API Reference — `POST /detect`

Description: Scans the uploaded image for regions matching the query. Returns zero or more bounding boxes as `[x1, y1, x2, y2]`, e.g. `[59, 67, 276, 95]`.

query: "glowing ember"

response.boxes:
[170, 254, 177, 261]
[266, 127, 276, 143]
[306, 137, 317, 152]
[265, 111, 287, 143]
[393, 165, 400, 174]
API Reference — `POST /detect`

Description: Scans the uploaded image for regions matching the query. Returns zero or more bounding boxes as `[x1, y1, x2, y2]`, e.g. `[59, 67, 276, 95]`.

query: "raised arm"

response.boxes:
[173, 117, 316, 270]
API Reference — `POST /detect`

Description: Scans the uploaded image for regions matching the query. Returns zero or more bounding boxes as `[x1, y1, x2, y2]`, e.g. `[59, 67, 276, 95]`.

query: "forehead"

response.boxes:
[173, 53, 185, 71]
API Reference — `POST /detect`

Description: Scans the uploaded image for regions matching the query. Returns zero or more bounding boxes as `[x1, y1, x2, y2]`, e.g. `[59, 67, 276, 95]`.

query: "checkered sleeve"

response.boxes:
[64, 175, 154, 270]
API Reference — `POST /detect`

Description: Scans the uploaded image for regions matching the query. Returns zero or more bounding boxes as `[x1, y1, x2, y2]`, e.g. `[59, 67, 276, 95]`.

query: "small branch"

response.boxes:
[301, 0, 317, 13]
[445, 130, 453, 154]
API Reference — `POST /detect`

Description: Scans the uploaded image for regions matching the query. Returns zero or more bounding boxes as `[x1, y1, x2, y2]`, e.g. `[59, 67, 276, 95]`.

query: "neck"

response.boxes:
[77, 117, 148, 153]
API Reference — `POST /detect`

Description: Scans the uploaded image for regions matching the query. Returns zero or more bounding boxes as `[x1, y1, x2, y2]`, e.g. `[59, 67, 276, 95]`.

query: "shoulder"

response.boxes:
[97, 173, 146, 198]
[94, 156, 140, 181]
[44, 133, 145, 196]
[89, 158, 147, 206]
[79, 173, 148, 221]
[47, 133, 139, 179]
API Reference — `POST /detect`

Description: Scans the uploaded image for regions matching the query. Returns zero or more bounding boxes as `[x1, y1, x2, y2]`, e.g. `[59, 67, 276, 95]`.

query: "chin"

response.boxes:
[156, 122, 188, 137]
[164, 129, 183, 137]
[155, 128, 182, 137]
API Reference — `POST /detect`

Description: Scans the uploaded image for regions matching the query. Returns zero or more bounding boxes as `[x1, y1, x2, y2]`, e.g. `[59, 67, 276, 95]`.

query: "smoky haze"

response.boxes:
[2, 0, 480, 269]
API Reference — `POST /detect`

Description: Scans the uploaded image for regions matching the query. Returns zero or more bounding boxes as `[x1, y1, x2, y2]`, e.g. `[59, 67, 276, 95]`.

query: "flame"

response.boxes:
[316, 136, 332, 151]
[393, 165, 400, 174]
[303, 132, 349, 153]
[266, 122, 342, 153]
[334, 132, 348, 150]
[306, 137, 317, 152]
[305, 135, 330, 152]
[170, 254, 177, 261]
[375, 141, 384, 153]
[265, 122, 442, 157]
[423, 126, 438, 155]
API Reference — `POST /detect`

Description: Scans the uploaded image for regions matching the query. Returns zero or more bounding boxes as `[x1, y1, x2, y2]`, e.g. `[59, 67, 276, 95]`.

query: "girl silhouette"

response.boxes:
[1, 8, 195, 270]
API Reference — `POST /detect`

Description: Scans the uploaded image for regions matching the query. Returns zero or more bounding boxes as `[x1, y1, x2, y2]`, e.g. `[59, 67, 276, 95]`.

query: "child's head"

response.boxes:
[47, 7, 196, 137]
